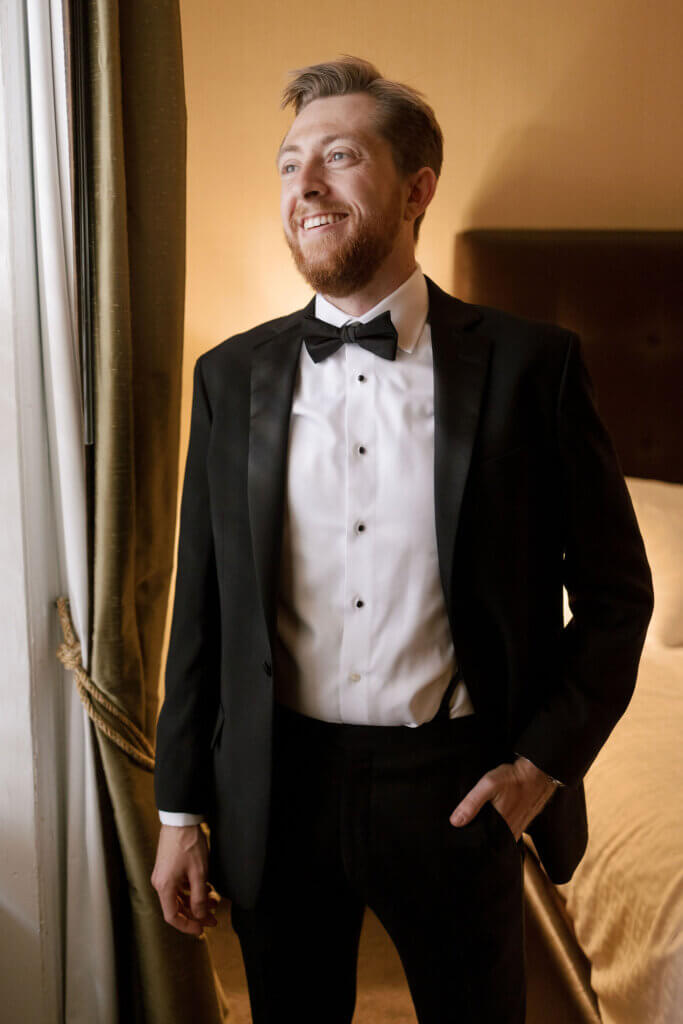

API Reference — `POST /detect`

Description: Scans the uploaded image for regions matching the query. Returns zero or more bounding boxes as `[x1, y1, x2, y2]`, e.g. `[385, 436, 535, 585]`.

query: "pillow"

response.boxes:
[624, 477, 683, 647]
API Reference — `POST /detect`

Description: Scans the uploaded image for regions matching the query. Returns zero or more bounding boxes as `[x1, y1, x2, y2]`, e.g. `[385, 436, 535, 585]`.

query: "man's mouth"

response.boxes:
[300, 212, 349, 232]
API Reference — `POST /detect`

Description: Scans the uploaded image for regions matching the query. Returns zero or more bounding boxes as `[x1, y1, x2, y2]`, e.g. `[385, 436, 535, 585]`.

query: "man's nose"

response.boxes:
[295, 162, 328, 198]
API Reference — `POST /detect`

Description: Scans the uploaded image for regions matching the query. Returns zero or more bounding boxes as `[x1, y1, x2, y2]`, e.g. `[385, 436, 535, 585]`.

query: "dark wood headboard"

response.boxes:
[454, 231, 683, 484]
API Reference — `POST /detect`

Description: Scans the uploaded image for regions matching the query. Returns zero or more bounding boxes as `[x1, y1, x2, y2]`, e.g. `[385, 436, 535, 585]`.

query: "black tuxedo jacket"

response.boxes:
[155, 276, 653, 909]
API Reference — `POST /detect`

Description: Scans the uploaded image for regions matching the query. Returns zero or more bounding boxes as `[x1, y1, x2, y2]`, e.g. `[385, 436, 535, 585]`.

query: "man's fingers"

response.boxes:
[184, 882, 218, 923]
[179, 886, 219, 927]
[151, 824, 217, 935]
[189, 867, 210, 920]
[169, 908, 205, 937]
[156, 883, 204, 936]
[448, 760, 555, 838]
[449, 774, 496, 826]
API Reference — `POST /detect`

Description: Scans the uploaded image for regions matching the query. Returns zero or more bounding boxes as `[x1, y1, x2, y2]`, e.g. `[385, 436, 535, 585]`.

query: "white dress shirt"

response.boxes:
[160, 264, 474, 825]
[274, 264, 474, 725]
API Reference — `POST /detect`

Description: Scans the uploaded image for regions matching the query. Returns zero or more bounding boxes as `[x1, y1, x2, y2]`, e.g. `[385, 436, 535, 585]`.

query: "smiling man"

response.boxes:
[152, 57, 653, 1023]
[279, 92, 411, 303]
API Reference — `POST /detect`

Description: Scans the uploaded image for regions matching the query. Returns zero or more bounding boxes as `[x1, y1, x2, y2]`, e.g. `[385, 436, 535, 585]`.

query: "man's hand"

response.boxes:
[151, 824, 220, 937]
[449, 756, 559, 840]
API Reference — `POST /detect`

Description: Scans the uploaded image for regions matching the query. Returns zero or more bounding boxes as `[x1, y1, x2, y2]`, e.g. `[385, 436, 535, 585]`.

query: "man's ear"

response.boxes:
[404, 167, 438, 223]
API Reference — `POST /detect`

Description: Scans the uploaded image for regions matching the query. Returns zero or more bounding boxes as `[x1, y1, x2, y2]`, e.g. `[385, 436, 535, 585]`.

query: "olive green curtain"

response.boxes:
[84, 1, 226, 1019]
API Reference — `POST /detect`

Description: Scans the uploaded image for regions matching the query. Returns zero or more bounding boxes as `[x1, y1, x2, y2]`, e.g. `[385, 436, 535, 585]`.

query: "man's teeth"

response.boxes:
[303, 213, 347, 230]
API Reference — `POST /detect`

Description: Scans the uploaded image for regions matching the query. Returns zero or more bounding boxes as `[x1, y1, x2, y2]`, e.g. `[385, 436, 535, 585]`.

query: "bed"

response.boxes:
[454, 230, 683, 1024]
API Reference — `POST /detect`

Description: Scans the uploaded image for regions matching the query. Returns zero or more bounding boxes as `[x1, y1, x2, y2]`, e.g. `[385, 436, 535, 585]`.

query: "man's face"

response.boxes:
[278, 93, 409, 297]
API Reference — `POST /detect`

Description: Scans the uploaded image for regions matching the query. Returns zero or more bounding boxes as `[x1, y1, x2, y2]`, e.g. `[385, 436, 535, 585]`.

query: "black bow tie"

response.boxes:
[301, 310, 398, 363]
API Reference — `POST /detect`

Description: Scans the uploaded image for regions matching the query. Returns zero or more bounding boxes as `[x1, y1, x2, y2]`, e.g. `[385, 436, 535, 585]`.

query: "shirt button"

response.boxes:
[355, 598, 365, 608]
[349, 672, 361, 682]
[357, 374, 366, 382]
[358, 445, 367, 455]
[355, 522, 366, 534]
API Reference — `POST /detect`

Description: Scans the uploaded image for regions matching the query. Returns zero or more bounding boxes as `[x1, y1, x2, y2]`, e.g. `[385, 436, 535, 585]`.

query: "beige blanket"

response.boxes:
[557, 639, 683, 1023]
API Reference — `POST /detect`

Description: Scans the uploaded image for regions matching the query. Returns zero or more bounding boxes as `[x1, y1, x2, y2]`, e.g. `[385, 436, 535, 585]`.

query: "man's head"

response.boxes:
[277, 57, 443, 298]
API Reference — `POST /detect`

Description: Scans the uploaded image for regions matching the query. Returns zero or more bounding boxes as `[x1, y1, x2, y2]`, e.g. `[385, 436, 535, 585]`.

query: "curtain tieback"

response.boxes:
[55, 596, 155, 770]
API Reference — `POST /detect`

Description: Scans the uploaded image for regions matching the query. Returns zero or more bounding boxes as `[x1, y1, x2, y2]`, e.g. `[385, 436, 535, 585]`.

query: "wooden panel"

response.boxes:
[455, 230, 683, 484]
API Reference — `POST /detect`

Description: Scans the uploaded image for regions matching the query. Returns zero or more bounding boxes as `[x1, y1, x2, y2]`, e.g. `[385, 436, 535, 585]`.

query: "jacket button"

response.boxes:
[262, 660, 272, 677]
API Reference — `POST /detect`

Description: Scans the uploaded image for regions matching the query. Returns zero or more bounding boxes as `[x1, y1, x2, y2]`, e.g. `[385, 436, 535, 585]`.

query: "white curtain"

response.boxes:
[26, 1, 116, 1020]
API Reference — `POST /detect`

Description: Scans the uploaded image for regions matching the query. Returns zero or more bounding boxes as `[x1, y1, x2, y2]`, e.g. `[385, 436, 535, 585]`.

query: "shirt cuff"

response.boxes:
[158, 810, 205, 826]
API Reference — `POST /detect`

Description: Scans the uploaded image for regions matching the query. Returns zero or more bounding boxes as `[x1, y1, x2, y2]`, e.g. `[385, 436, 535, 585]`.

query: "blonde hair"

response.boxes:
[281, 56, 443, 242]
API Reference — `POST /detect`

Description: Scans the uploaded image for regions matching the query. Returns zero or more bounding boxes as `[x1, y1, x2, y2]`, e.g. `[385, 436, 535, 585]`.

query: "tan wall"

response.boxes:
[160, 0, 682, 681]
[179, 0, 682, 376]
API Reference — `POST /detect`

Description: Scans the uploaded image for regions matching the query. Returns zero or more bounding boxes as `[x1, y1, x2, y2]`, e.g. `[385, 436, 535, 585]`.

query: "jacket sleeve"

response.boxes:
[513, 333, 654, 786]
[154, 356, 221, 814]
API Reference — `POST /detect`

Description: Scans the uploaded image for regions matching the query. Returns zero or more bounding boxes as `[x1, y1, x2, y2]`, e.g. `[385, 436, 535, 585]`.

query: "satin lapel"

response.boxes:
[248, 299, 315, 642]
[426, 276, 491, 616]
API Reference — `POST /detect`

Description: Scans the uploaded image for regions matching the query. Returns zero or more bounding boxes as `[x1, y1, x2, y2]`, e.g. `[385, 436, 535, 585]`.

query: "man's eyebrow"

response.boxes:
[276, 133, 362, 166]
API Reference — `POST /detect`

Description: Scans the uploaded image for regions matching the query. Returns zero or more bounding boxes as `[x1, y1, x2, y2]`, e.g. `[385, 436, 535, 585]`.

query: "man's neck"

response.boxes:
[319, 256, 418, 318]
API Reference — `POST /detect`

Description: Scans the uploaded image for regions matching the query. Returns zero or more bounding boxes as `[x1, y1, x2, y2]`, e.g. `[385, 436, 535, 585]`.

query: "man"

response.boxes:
[152, 57, 653, 1023]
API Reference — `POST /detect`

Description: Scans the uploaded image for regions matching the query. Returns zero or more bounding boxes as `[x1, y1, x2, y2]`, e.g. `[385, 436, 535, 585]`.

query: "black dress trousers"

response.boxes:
[230, 687, 526, 1024]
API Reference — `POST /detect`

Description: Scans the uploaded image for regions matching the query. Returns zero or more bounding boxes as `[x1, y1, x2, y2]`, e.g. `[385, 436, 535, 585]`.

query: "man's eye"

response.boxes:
[330, 151, 347, 161]
[282, 164, 296, 174]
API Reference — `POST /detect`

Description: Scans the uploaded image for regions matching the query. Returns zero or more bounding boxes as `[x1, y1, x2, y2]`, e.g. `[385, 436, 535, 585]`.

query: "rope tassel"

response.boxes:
[55, 596, 155, 771]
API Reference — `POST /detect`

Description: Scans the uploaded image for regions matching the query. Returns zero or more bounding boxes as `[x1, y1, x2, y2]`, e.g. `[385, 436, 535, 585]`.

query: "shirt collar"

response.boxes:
[313, 264, 428, 354]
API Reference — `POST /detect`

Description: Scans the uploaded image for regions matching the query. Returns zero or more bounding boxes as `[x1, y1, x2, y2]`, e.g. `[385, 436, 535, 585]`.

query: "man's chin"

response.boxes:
[294, 264, 369, 298]
[284, 219, 399, 297]
[288, 248, 357, 297]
